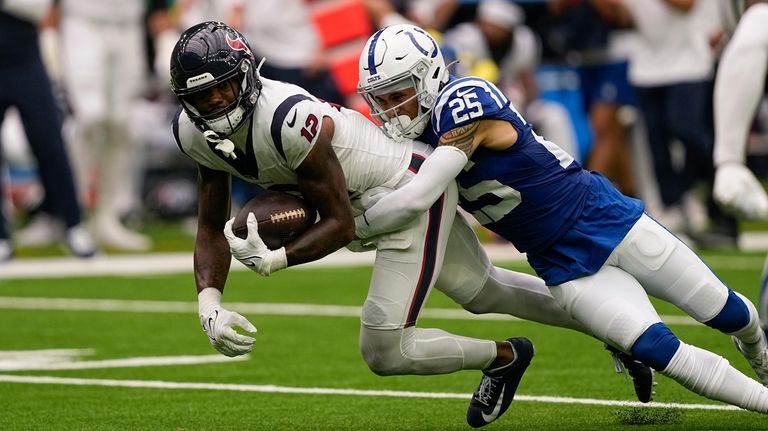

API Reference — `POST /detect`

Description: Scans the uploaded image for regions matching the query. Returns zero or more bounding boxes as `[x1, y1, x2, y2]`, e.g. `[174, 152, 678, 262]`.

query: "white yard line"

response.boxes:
[0, 296, 699, 326]
[0, 374, 741, 411]
[0, 354, 247, 371]
[1, 242, 766, 280]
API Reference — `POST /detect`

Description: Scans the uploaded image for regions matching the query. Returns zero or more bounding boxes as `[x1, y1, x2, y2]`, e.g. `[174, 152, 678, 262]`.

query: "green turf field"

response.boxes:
[1, 252, 767, 430]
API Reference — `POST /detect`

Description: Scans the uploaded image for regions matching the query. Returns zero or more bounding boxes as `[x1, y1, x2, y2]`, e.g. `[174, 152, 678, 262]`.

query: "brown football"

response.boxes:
[232, 191, 317, 249]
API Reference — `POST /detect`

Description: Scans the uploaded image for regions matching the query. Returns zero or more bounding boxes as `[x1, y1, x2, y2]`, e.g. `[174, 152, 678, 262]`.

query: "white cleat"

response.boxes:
[733, 336, 768, 387]
[64, 224, 97, 258]
[93, 219, 152, 252]
[0, 239, 12, 262]
[16, 214, 62, 246]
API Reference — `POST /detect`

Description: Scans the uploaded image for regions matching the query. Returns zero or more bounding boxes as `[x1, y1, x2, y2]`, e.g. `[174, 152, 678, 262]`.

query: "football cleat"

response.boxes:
[0, 239, 12, 262]
[467, 337, 534, 428]
[606, 344, 655, 403]
[733, 335, 768, 386]
[64, 224, 97, 259]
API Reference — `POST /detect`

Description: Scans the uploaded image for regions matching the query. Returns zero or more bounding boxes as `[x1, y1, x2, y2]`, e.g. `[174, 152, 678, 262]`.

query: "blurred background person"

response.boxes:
[54, 0, 154, 251]
[363, 0, 459, 31]
[548, 0, 637, 195]
[233, 0, 344, 105]
[441, 0, 579, 160]
[617, 0, 738, 246]
[0, 0, 96, 261]
[713, 0, 768, 330]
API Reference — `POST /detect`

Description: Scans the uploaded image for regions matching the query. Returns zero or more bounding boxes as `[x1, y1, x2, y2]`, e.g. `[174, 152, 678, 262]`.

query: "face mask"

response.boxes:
[205, 104, 246, 136]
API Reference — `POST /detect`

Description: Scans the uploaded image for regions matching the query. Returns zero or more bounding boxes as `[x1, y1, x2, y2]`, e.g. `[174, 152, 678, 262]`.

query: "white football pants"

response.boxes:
[550, 214, 768, 412]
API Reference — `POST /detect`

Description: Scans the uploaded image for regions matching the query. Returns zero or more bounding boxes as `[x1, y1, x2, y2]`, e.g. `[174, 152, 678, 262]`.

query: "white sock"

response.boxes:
[662, 342, 768, 413]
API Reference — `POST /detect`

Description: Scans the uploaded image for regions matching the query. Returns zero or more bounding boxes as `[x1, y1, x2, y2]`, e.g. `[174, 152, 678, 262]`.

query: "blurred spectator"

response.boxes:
[56, 0, 154, 251]
[549, 0, 637, 195]
[619, 0, 738, 245]
[442, 0, 578, 160]
[234, 0, 343, 105]
[363, 0, 459, 31]
[0, 0, 96, 261]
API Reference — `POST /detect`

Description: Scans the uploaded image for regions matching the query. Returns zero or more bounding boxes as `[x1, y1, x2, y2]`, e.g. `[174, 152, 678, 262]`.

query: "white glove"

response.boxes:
[224, 213, 288, 276]
[198, 288, 257, 357]
[714, 162, 768, 220]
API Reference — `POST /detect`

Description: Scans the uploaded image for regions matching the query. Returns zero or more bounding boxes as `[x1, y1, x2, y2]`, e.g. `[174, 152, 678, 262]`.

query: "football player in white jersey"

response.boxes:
[714, 0, 768, 347]
[170, 22, 657, 428]
[171, 22, 542, 427]
[355, 23, 768, 419]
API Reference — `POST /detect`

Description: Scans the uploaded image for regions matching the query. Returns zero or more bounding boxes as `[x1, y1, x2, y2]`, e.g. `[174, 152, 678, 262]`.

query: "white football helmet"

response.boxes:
[358, 24, 448, 140]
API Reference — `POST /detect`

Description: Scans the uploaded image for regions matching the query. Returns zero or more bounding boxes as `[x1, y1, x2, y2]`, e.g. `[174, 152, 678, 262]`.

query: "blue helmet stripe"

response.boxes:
[367, 28, 386, 75]
[405, 31, 429, 56]
[413, 27, 438, 58]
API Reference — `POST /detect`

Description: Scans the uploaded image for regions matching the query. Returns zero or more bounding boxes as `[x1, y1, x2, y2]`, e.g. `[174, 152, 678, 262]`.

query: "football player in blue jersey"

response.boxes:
[356, 23, 768, 421]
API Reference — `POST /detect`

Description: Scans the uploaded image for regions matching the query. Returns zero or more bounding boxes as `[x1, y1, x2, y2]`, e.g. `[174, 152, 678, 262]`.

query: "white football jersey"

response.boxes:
[174, 78, 413, 199]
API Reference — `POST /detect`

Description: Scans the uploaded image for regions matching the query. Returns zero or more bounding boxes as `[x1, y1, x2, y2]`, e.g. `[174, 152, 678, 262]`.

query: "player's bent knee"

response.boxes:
[359, 326, 408, 376]
[704, 290, 751, 333]
[630, 322, 681, 370]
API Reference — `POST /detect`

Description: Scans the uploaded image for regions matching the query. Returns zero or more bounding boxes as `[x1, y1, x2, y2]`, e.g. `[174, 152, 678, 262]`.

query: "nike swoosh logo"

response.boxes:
[455, 88, 475, 98]
[481, 383, 505, 423]
[207, 310, 218, 341]
[239, 255, 261, 267]
[286, 110, 297, 128]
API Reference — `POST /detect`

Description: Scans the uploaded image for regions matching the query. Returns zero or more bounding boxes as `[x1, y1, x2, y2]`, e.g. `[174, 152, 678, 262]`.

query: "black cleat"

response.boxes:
[606, 344, 655, 403]
[467, 337, 534, 428]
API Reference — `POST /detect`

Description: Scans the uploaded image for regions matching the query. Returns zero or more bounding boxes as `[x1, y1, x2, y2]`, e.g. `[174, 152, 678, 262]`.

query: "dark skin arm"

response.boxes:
[194, 164, 232, 294]
[285, 116, 356, 266]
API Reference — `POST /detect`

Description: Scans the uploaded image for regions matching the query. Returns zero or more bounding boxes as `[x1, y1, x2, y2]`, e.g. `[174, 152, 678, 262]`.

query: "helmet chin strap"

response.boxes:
[203, 130, 238, 160]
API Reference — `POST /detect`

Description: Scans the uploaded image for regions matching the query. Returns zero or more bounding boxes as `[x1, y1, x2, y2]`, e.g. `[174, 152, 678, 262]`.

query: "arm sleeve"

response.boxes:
[714, 4, 768, 166]
[356, 145, 468, 239]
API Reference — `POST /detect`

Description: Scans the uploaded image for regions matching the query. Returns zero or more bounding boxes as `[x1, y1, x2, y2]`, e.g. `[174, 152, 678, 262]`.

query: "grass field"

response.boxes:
[1, 251, 768, 430]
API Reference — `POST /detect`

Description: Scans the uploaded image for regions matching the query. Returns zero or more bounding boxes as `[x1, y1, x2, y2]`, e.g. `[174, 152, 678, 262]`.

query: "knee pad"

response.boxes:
[631, 322, 681, 370]
[359, 327, 406, 376]
[704, 289, 751, 333]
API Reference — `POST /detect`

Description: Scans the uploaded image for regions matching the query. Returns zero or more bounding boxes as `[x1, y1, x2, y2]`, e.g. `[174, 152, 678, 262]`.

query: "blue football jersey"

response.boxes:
[421, 76, 644, 285]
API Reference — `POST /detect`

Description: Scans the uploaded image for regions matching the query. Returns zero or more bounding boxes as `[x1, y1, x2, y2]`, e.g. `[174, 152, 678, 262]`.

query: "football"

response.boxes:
[232, 190, 317, 249]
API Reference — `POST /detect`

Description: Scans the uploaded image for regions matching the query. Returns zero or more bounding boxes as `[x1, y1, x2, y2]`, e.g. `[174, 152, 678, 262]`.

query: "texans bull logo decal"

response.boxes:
[226, 34, 253, 57]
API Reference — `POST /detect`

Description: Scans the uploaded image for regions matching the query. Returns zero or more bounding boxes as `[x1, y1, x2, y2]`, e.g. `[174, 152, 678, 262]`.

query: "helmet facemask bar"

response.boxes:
[178, 58, 260, 137]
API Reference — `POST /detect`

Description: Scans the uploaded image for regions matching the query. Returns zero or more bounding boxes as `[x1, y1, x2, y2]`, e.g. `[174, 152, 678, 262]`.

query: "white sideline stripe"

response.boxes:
[1, 243, 765, 279]
[0, 296, 699, 326]
[0, 354, 247, 371]
[0, 374, 741, 411]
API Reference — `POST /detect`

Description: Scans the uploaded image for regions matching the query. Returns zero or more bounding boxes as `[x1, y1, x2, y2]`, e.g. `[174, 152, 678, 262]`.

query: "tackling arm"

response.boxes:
[356, 121, 492, 238]
[356, 118, 519, 238]
[356, 145, 467, 239]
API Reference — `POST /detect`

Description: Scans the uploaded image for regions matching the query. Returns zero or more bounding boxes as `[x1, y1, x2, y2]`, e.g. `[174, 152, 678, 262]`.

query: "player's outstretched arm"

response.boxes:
[356, 121, 495, 238]
[194, 164, 257, 357]
[356, 145, 467, 239]
[287, 116, 356, 265]
[194, 164, 234, 292]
